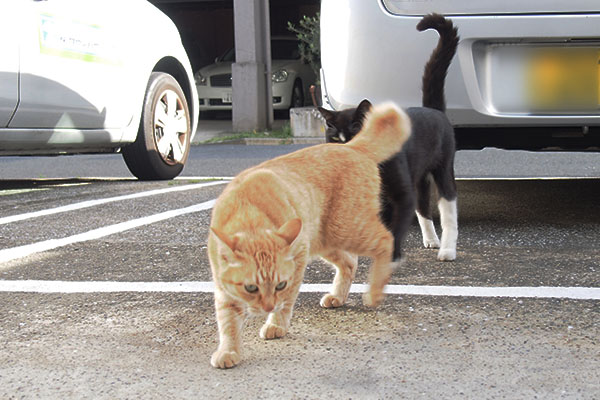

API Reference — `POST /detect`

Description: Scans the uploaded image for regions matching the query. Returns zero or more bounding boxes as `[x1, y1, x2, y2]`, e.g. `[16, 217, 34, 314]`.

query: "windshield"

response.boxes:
[219, 39, 300, 62]
[220, 47, 235, 62]
[271, 40, 300, 60]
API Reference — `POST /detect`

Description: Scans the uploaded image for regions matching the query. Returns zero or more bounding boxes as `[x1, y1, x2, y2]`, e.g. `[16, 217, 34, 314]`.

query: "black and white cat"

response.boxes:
[319, 13, 459, 261]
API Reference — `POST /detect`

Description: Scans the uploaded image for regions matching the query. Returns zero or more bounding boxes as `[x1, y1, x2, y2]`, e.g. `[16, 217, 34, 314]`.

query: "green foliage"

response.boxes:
[287, 13, 320, 82]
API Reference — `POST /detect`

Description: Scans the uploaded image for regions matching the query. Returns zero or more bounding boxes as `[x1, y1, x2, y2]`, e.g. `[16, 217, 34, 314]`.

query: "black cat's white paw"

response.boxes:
[437, 248, 456, 261]
[423, 237, 441, 249]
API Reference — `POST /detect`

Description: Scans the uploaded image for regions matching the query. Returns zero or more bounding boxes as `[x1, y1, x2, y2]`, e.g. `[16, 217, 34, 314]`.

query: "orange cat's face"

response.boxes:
[211, 219, 302, 315]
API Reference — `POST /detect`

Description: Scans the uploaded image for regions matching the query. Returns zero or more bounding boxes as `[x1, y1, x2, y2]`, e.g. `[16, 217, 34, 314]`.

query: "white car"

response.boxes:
[194, 37, 317, 114]
[0, 0, 198, 180]
[320, 0, 600, 151]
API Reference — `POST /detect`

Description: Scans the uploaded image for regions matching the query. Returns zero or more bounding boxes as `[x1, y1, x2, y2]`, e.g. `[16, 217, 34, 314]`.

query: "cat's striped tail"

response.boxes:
[346, 102, 411, 163]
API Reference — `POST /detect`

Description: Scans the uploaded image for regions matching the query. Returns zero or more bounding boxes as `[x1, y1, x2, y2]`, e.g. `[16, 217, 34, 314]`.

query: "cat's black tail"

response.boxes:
[417, 13, 459, 112]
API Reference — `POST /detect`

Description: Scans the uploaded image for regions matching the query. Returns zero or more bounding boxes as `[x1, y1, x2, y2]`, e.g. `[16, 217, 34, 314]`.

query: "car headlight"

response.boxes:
[272, 69, 288, 83]
[195, 72, 207, 86]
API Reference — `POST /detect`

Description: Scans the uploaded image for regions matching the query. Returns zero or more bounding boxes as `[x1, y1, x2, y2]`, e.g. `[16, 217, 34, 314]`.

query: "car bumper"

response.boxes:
[321, 0, 600, 127]
[196, 81, 294, 111]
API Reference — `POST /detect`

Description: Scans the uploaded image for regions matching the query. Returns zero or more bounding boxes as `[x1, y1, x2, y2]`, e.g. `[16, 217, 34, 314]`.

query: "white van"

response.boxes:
[320, 1, 600, 150]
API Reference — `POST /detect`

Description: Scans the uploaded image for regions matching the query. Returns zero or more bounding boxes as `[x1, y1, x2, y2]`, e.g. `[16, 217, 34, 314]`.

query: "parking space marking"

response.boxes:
[0, 280, 598, 300]
[176, 176, 234, 181]
[455, 176, 600, 181]
[0, 199, 216, 264]
[0, 188, 50, 196]
[2, 176, 589, 226]
[0, 280, 213, 293]
[0, 180, 227, 225]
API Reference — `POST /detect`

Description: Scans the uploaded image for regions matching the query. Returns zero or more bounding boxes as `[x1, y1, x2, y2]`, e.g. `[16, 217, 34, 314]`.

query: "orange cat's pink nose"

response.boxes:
[262, 301, 275, 313]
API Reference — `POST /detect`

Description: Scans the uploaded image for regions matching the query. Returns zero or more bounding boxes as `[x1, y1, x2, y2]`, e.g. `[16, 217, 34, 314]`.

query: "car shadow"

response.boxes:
[0, 178, 135, 191]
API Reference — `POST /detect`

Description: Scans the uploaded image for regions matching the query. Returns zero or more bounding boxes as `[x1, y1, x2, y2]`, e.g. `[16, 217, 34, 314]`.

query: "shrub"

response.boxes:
[287, 13, 320, 83]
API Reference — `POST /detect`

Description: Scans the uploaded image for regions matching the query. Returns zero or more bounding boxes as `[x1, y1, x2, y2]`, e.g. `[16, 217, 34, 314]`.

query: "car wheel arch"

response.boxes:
[153, 56, 196, 126]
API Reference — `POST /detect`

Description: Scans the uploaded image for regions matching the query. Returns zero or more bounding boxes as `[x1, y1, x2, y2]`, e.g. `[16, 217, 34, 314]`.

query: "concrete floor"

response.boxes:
[192, 117, 289, 144]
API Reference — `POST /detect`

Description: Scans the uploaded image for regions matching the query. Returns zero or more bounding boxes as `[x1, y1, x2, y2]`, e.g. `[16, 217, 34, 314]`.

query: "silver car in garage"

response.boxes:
[195, 37, 317, 114]
[320, 0, 600, 150]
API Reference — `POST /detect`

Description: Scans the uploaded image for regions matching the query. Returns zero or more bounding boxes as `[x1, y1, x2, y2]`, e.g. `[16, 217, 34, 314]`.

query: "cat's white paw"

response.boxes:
[211, 349, 241, 369]
[423, 237, 441, 249]
[260, 323, 287, 340]
[320, 293, 345, 308]
[362, 290, 384, 308]
[437, 248, 456, 261]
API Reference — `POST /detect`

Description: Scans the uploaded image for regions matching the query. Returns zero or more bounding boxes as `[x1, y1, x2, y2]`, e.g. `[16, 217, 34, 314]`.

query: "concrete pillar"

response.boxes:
[232, 0, 273, 132]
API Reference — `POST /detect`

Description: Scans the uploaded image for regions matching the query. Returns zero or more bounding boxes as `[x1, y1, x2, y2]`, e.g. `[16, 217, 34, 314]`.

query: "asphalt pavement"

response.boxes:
[0, 123, 599, 399]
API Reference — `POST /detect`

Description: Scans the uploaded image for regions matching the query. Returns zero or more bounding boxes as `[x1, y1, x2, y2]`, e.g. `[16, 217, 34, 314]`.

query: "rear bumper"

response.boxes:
[321, 0, 600, 128]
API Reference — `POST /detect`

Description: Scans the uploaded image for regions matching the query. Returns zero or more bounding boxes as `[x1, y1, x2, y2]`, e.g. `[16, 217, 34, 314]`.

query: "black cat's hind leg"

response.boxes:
[415, 175, 441, 249]
[392, 202, 416, 262]
[431, 162, 458, 261]
[385, 188, 415, 263]
[379, 159, 415, 263]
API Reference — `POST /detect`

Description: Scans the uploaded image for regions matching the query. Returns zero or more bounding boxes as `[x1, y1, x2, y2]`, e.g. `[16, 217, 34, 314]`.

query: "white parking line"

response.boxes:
[0, 180, 227, 225]
[176, 176, 234, 181]
[0, 199, 216, 264]
[2, 176, 598, 299]
[1, 176, 588, 227]
[0, 280, 598, 300]
[455, 176, 600, 181]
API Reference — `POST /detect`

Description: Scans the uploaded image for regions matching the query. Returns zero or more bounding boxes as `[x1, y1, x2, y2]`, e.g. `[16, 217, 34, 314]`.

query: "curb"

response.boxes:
[193, 137, 325, 146]
[244, 137, 325, 145]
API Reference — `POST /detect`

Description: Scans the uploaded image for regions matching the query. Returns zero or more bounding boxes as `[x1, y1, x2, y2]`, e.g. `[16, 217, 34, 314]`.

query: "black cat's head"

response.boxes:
[318, 99, 373, 144]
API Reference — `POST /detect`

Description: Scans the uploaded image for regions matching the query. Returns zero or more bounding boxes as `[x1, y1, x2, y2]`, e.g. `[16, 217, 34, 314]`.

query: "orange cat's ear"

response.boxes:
[211, 227, 238, 251]
[211, 227, 242, 266]
[211, 228, 241, 266]
[275, 218, 302, 246]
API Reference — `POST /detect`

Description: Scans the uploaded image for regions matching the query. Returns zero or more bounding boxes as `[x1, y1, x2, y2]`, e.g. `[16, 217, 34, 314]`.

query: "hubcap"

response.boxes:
[153, 89, 189, 165]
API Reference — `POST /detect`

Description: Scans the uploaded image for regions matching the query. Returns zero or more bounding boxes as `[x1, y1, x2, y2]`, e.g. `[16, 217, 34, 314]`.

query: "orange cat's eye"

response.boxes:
[244, 284, 259, 293]
[275, 281, 287, 291]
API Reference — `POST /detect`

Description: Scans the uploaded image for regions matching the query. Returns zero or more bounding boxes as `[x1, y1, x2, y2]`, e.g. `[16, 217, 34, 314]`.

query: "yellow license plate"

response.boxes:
[528, 47, 599, 111]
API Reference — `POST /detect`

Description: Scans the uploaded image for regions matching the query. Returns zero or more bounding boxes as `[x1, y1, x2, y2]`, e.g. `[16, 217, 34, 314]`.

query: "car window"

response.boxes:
[271, 40, 300, 60]
[219, 47, 235, 62]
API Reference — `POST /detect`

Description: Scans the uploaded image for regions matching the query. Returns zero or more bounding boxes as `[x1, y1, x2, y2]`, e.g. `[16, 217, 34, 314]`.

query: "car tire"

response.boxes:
[122, 72, 191, 180]
[290, 80, 304, 109]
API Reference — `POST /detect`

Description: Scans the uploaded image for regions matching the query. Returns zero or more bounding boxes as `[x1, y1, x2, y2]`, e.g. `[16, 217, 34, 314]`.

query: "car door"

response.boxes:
[8, 0, 136, 130]
[0, 1, 20, 127]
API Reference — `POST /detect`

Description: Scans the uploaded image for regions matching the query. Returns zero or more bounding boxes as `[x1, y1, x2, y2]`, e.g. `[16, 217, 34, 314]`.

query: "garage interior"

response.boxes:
[148, 0, 319, 132]
[149, 0, 319, 74]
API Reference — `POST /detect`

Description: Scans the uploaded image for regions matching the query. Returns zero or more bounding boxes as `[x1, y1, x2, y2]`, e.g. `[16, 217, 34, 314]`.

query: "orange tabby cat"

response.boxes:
[208, 103, 411, 368]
